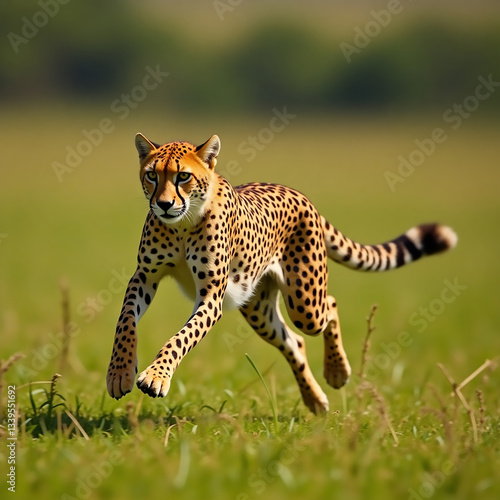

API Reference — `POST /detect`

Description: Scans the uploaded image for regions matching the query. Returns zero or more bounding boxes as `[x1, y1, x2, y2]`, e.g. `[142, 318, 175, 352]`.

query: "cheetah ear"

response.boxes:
[195, 135, 220, 170]
[135, 133, 159, 162]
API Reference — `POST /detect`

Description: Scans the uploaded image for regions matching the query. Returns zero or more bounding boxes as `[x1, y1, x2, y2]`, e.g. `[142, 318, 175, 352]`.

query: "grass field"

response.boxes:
[1, 107, 499, 500]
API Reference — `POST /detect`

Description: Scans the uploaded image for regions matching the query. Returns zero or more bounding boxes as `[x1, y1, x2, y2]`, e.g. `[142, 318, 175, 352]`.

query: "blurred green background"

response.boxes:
[2, 0, 500, 112]
[1, 1, 500, 500]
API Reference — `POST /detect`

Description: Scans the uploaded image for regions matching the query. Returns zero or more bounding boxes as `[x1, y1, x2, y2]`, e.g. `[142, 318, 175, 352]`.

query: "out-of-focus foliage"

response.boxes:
[2, 1, 500, 112]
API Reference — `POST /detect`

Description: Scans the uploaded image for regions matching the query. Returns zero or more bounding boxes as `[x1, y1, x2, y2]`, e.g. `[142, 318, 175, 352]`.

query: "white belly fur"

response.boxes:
[171, 261, 283, 312]
[223, 261, 284, 311]
[223, 279, 256, 311]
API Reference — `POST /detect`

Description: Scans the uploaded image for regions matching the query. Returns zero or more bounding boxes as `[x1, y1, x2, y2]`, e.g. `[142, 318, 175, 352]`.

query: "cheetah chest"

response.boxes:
[169, 256, 279, 311]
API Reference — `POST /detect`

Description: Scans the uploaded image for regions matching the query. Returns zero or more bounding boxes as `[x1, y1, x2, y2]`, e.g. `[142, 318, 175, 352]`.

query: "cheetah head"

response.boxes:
[135, 133, 220, 225]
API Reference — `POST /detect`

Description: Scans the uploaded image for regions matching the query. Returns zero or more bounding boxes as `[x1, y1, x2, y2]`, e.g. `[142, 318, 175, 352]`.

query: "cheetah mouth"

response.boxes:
[154, 208, 186, 223]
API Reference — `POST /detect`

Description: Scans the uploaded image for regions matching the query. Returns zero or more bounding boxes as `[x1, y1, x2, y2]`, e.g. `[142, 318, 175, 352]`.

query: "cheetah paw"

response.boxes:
[324, 359, 351, 389]
[107, 364, 137, 400]
[303, 392, 330, 414]
[136, 367, 171, 398]
[298, 381, 330, 414]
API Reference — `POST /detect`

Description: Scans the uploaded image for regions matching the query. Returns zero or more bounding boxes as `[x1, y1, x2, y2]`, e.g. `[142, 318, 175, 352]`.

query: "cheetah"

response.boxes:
[106, 133, 457, 414]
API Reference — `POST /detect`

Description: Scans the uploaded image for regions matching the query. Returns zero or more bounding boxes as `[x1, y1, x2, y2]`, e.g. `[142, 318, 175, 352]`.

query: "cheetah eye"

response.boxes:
[145, 171, 157, 182]
[177, 172, 192, 183]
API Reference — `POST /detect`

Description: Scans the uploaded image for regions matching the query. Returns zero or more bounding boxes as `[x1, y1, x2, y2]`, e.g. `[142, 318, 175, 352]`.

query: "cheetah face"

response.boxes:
[135, 134, 220, 225]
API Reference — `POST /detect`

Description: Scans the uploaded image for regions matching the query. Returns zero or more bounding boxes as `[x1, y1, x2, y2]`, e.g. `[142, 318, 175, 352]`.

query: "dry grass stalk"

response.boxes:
[59, 277, 71, 373]
[126, 401, 141, 440]
[456, 359, 494, 392]
[358, 304, 378, 381]
[0, 352, 25, 418]
[65, 409, 89, 440]
[17, 379, 60, 390]
[217, 413, 246, 440]
[164, 416, 189, 448]
[437, 359, 495, 446]
[56, 409, 63, 440]
[0, 352, 25, 375]
[428, 382, 448, 417]
[134, 393, 145, 418]
[357, 380, 399, 445]
[476, 390, 485, 436]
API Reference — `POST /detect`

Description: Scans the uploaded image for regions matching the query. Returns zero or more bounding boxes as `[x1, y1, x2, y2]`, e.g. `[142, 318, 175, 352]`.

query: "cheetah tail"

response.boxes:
[321, 217, 458, 272]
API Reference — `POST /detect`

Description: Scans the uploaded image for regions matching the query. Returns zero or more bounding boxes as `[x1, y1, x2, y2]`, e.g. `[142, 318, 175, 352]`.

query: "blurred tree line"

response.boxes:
[2, 0, 500, 113]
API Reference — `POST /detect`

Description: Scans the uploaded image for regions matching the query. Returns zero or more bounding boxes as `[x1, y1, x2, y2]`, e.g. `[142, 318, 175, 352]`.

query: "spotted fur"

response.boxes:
[106, 133, 457, 413]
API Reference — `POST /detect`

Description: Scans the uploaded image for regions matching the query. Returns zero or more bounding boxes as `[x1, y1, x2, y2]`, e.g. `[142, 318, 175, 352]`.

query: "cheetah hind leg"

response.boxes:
[292, 331, 330, 414]
[323, 296, 351, 389]
[239, 280, 329, 414]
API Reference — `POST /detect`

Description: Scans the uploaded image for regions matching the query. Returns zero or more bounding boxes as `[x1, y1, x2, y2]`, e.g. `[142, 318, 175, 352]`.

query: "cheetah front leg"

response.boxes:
[136, 274, 227, 398]
[106, 267, 160, 399]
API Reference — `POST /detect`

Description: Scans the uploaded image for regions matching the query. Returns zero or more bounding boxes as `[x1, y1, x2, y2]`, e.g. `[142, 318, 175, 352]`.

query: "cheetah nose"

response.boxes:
[156, 200, 174, 215]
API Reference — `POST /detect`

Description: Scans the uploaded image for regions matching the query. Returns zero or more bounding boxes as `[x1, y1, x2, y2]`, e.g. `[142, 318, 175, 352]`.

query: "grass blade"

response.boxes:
[174, 440, 190, 489]
[245, 353, 279, 434]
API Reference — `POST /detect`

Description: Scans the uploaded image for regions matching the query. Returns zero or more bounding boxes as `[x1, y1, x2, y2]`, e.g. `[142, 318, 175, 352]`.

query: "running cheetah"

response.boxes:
[106, 134, 457, 413]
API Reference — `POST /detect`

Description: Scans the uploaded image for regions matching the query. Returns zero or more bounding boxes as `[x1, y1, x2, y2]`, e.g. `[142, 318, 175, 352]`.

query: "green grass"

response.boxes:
[1, 107, 499, 500]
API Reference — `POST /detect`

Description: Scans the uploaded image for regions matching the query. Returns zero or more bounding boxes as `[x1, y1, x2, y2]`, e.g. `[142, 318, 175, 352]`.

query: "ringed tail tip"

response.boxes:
[413, 223, 458, 256]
